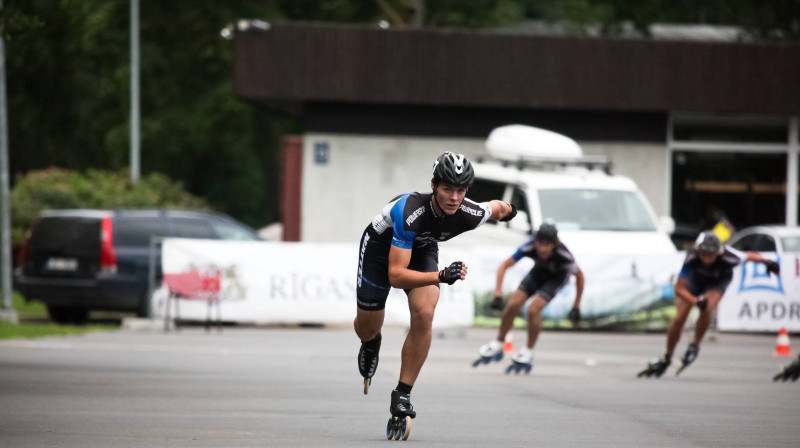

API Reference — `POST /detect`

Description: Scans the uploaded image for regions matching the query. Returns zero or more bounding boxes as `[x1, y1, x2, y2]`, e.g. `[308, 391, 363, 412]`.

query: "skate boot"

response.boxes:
[358, 333, 381, 394]
[506, 348, 533, 375]
[472, 339, 504, 367]
[386, 390, 414, 441]
[637, 355, 671, 378]
[676, 343, 699, 376]
[773, 354, 800, 382]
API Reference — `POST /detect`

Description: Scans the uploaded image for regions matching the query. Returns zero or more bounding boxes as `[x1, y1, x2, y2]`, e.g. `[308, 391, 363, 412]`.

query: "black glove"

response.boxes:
[773, 355, 800, 382]
[489, 296, 504, 311]
[568, 307, 581, 324]
[438, 261, 463, 285]
[696, 296, 708, 311]
[765, 260, 780, 276]
[499, 203, 517, 222]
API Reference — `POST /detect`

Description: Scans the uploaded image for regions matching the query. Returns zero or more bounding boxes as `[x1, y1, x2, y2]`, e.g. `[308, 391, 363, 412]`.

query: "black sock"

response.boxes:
[664, 354, 672, 362]
[395, 382, 412, 394]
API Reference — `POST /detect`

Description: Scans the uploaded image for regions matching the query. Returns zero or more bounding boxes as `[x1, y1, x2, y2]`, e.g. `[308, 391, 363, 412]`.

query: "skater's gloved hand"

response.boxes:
[696, 296, 708, 311]
[489, 296, 504, 311]
[499, 203, 517, 222]
[765, 260, 780, 276]
[439, 261, 464, 285]
[568, 307, 581, 325]
[773, 356, 800, 382]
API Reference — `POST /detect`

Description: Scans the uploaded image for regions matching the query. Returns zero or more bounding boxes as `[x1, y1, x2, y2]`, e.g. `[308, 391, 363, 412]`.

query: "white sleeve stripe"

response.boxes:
[478, 202, 492, 226]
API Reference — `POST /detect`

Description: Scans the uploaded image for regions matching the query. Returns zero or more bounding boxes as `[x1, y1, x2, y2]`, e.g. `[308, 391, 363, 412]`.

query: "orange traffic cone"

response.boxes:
[503, 332, 514, 354]
[775, 327, 791, 356]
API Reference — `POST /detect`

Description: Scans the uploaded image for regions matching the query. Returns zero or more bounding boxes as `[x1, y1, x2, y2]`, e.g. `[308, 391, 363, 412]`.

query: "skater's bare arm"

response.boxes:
[743, 251, 780, 275]
[494, 257, 516, 296]
[674, 277, 700, 305]
[388, 246, 440, 289]
[487, 200, 514, 222]
[573, 269, 584, 308]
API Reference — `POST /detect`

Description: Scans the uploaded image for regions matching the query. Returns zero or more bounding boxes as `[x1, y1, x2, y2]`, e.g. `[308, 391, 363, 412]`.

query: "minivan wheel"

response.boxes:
[47, 305, 89, 325]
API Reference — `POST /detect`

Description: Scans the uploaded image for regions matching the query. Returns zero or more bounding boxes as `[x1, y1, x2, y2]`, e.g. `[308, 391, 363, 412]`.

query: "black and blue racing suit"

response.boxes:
[512, 237, 579, 302]
[356, 192, 492, 310]
[678, 247, 747, 296]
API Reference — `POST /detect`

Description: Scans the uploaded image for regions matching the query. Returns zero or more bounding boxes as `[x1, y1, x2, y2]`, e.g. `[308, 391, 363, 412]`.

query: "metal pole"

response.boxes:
[0, 0, 18, 322]
[130, 0, 140, 183]
[787, 117, 799, 227]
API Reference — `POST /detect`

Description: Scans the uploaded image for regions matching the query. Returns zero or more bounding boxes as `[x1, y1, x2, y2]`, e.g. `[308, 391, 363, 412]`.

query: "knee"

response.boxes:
[410, 307, 435, 331]
[355, 316, 382, 341]
[527, 306, 542, 320]
[672, 313, 688, 327]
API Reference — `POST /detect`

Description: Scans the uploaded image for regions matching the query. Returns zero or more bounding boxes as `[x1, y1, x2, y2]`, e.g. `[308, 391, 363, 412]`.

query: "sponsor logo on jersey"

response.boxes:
[357, 233, 370, 287]
[459, 204, 483, 217]
[406, 206, 425, 226]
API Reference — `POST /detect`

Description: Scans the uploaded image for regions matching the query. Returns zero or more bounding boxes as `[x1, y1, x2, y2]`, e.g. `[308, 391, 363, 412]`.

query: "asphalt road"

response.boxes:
[0, 324, 797, 447]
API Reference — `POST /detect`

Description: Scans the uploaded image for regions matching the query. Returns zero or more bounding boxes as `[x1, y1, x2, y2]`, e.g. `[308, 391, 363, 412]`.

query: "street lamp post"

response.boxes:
[0, 0, 19, 323]
[130, 0, 140, 183]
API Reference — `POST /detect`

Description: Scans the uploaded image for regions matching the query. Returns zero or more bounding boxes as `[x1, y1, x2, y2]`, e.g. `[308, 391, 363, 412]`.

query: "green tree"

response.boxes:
[10, 168, 209, 246]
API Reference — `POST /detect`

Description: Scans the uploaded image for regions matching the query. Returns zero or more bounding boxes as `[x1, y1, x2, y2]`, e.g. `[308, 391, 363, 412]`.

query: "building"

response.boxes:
[233, 22, 800, 242]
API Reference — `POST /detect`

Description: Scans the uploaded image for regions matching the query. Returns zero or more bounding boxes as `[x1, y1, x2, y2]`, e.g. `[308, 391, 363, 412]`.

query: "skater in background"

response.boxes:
[354, 152, 516, 427]
[475, 223, 584, 374]
[639, 230, 780, 378]
[773, 354, 800, 382]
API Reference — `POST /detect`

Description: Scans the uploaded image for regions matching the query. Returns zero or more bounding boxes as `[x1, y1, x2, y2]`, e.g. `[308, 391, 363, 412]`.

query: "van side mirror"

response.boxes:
[659, 216, 675, 234]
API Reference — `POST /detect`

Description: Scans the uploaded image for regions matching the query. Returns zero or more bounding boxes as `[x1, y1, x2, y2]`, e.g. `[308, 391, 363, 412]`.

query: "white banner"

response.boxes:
[154, 239, 799, 332]
[155, 239, 474, 328]
[718, 255, 800, 332]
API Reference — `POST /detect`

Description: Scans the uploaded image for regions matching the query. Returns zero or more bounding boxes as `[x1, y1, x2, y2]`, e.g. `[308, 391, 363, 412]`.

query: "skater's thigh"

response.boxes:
[673, 295, 693, 321]
[528, 295, 549, 314]
[508, 288, 530, 308]
[703, 289, 724, 310]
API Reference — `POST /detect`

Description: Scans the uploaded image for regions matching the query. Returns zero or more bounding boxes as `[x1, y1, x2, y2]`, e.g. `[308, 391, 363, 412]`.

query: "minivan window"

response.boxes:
[755, 235, 777, 252]
[782, 236, 800, 252]
[172, 219, 214, 239]
[731, 234, 759, 251]
[538, 189, 656, 231]
[211, 221, 259, 241]
[31, 218, 101, 255]
[114, 218, 169, 246]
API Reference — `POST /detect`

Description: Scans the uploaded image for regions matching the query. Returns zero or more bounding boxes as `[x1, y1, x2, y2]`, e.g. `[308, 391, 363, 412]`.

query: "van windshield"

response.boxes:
[538, 189, 657, 231]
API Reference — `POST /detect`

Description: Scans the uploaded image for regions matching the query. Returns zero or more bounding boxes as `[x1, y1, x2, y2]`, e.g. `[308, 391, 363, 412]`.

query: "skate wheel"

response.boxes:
[386, 418, 395, 440]
[401, 416, 412, 441]
[393, 419, 402, 440]
[524, 364, 532, 374]
[472, 358, 482, 368]
[363, 377, 371, 395]
[505, 364, 514, 375]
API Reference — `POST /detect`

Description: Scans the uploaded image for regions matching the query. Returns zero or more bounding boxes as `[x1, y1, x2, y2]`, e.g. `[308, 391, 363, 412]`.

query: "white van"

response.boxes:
[460, 125, 677, 255]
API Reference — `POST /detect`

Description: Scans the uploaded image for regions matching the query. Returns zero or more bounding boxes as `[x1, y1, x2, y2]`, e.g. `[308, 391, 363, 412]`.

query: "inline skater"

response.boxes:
[638, 230, 780, 378]
[354, 152, 516, 438]
[475, 223, 584, 374]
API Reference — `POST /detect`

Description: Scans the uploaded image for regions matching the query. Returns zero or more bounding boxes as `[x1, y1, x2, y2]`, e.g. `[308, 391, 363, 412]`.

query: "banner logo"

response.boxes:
[738, 258, 783, 294]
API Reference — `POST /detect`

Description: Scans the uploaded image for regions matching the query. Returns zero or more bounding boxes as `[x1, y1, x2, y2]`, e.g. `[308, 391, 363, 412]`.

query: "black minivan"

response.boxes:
[14, 209, 260, 324]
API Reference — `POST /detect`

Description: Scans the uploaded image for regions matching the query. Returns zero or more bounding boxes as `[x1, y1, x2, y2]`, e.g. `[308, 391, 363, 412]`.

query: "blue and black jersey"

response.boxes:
[369, 192, 492, 250]
[679, 247, 746, 296]
[512, 237, 579, 281]
[355, 191, 493, 310]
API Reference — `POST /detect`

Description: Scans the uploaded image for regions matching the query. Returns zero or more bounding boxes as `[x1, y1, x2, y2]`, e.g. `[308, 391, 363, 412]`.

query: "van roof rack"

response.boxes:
[476, 154, 613, 175]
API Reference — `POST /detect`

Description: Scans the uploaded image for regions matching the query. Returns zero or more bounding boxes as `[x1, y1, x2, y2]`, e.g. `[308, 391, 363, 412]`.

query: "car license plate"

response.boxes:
[46, 257, 79, 272]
